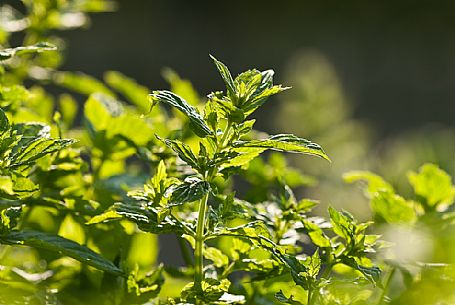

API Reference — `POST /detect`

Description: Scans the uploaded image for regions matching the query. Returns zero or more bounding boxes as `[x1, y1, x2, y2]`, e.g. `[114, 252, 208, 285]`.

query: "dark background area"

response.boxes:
[56, 0, 455, 137]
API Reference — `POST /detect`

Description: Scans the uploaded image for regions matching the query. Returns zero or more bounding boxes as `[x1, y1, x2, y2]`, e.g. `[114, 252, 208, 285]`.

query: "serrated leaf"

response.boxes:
[210, 55, 236, 97]
[0, 42, 56, 61]
[169, 177, 211, 206]
[233, 134, 329, 161]
[8, 137, 76, 169]
[1, 230, 123, 275]
[149, 90, 212, 137]
[157, 136, 199, 170]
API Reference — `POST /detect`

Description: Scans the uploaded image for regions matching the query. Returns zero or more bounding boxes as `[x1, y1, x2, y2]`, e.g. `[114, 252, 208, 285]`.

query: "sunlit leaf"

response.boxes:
[149, 90, 212, 137]
[233, 134, 330, 161]
[1, 231, 123, 275]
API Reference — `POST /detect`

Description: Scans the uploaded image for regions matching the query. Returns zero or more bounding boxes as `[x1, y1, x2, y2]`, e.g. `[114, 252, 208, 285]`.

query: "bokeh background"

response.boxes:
[51, 0, 455, 211]
[58, 0, 455, 135]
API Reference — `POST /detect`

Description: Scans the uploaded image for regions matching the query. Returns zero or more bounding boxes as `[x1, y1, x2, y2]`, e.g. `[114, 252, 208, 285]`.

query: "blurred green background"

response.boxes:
[6, 0, 454, 216]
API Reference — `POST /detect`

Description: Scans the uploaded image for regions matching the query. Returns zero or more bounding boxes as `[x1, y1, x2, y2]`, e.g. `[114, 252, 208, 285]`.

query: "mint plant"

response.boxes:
[2, 1, 455, 304]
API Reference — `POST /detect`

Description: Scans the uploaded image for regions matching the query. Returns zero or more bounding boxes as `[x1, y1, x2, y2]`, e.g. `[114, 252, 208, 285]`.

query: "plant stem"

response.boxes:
[377, 267, 395, 305]
[194, 193, 209, 292]
[307, 288, 312, 305]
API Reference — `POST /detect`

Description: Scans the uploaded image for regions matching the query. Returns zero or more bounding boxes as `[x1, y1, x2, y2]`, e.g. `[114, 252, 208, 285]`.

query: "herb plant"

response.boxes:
[2, 2, 455, 305]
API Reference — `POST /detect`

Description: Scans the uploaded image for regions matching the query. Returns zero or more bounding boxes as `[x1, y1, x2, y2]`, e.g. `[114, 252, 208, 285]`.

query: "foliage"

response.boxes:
[1, 2, 455, 305]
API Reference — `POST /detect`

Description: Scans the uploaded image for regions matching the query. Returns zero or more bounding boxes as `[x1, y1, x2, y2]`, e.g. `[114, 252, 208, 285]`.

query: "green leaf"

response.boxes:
[0, 206, 22, 234]
[169, 177, 211, 206]
[11, 175, 39, 199]
[126, 264, 164, 303]
[0, 42, 56, 61]
[302, 219, 331, 247]
[104, 70, 150, 112]
[54, 71, 114, 96]
[205, 247, 229, 268]
[149, 90, 212, 137]
[275, 290, 302, 304]
[370, 191, 417, 224]
[233, 134, 330, 161]
[219, 147, 265, 170]
[8, 137, 76, 169]
[0, 108, 9, 133]
[408, 163, 455, 208]
[86, 209, 122, 224]
[1, 231, 123, 275]
[343, 171, 394, 196]
[157, 136, 199, 170]
[181, 278, 231, 303]
[84, 93, 153, 146]
[210, 55, 236, 97]
[328, 207, 352, 241]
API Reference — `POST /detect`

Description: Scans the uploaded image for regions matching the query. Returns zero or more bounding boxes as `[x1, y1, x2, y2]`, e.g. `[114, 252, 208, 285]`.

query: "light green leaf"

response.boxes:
[219, 147, 265, 170]
[54, 71, 114, 96]
[149, 90, 212, 137]
[104, 70, 150, 112]
[86, 209, 122, 225]
[1, 230, 123, 275]
[233, 134, 330, 161]
[275, 290, 302, 304]
[0, 42, 56, 61]
[328, 207, 352, 241]
[371, 191, 417, 224]
[0, 206, 22, 233]
[302, 219, 331, 247]
[408, 163, 455, 208]
[343, 171, 394, 196]
[205, 247, 229, 268]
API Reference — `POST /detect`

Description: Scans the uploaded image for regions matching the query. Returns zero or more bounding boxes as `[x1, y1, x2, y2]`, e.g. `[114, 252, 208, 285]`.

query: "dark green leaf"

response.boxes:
[1, 231, 123, 275]
[0, 108, 9, 133]
[210, 55, 236, 97]
[149, 90, 212, 137]
[157, 136, 200, 170]
[169, 177, 211, 206]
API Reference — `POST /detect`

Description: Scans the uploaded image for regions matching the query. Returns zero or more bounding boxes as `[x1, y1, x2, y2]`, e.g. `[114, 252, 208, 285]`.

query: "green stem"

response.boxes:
[307, 288, 312, 305]
[219, 120, 232, 149]
[377, 267, 395, 305]
[194, 193, 209, 292]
